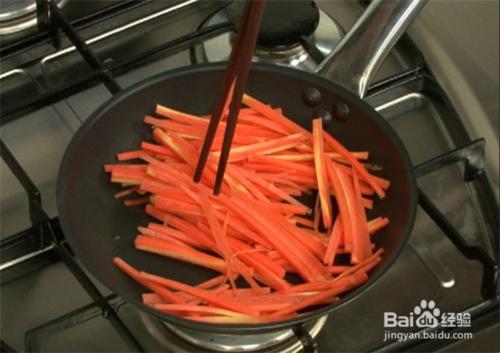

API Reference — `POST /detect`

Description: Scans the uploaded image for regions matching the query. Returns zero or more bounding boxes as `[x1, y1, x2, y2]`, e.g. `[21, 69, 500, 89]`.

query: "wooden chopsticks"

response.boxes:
[194, 0, 266, 194]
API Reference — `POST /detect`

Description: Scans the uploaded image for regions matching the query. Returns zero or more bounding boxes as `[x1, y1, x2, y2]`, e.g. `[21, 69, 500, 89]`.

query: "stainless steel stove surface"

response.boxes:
[1, 1, 498, 352]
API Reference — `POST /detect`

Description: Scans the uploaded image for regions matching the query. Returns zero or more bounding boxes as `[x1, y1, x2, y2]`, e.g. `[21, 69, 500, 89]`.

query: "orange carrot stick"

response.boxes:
[123, 197, 149, 206]
[142, 293, 165, 305]
[154, 304, 252, 318]
[114, 186, 139, 199]
[269, 272, 368, 317]
[326, 161, 353, 252]
[156, 104, 205, 125]
[352, 169, 373, 262]
[113, 257, 186, 304]
[323, 216, 343, 265]
[139, 271, 260, 316]
[196, 275, 226, 289]
[104, 164, 147, 173]
[312, 118, 333, 229]
[212, 133, 305, 162]
[139, 225, 204, 249]
[368, 217, 390, 234]
[134, 235, 227, 273]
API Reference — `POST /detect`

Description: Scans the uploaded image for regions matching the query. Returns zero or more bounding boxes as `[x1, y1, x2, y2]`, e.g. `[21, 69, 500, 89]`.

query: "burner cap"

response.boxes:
[0, 0, 67, 35]
[227, 0, 320, 47]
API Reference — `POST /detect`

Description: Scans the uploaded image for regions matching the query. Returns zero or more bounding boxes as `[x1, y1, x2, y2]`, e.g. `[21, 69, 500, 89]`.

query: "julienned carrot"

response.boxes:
[116, 150, 144, 161]
[287, 272, 368, 293]
[323, 134, 386, 198]
[323, 216, 343, 266]
[240, 257, 290, 292]
[155, 303, 252, 318]
[336, 248, 384, 280]
[225, 195, 331, 282]
[139, 270, 260, 316]
[269, 272, 368, 317]
[235, 167, 308, 208]
[209, 209, 271, 247]
[195, 222, 288, 291]
[228, 165, 268, 201]
[337, 163, 390, 191]
[313, 193, 321, 232]
[141, 141, 179, 158]
[327, 266, 351, 274]
[185, 315, 271, 324]
[153, 128, 197, 167]
[250, 156, 378, 198]
[237, 113, 289, 135]
[220, 291, 309, 304]
[257, 172, 310, 193]
[113, 257, 186, 304]
[124, 197, 149, 207]
[243, 94, 385, 196]
[212, 133, 305, 162]
[312, 118, 333, 229]
[277, 217, 326, 259]
[242, 94, 304, 135]
[368, 217, 390, 234]
[142, 293, 164, 305]
[291, 216, 315, 229]
[114, 186, 139, 199]
[228, 237, 286, 278]
[111, 168, 146, 185]
[134, 235, 227, 273]
[140, 177, 187, 200]
[108, 94, 391, 323]
[326, 161, 353, 252]
[144, 202, 164, 218]
[156, 104, 206, 125]
[147, 116, 265, 145]
[250, 155, 316, 176]
[249, 303, 292, 312]
[254, 200, 309, 216]
[198, 189, 233, 279]
[351, 169, 373, 262]
[335, 167, 371, 264]
[179, 284, 231, 305]
[152, 129, 234, 194]
[153, 214, 217, 250]
[362, 197, 374, 210]
[197, 275, 226, 289]
[272, 151, 369, 162]
[222, 287, 273, 297]
[105, 164, 147, 173]
[152, 195, 204, 216]
[140, 225, 204, 249]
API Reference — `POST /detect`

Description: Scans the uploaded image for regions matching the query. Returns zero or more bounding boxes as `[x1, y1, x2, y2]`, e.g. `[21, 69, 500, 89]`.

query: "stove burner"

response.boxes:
[0, 0, 67, 35]
[227, 0, 320, 48]
[139, 311, 327, 352]
[192, 5, 343, 72]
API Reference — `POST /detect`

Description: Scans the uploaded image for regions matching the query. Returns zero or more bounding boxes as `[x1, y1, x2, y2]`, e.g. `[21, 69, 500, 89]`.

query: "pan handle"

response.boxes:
[316, 0, 427, 98]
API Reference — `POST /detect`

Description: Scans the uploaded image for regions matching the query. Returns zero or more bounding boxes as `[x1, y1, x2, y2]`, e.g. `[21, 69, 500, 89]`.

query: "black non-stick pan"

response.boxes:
[57, 0, 424, 334]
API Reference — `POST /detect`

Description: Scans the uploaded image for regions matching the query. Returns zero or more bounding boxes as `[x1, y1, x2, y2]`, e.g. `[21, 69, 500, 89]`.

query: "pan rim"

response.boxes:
[57, 62, 417, 334]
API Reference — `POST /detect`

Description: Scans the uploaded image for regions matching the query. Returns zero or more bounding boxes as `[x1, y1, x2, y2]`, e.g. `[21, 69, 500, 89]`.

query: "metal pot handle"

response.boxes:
[316, 0, 427, 98]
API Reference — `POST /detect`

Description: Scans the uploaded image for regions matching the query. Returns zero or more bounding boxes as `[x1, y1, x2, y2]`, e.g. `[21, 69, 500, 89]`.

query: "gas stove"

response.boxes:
[1, 1, 498, 352]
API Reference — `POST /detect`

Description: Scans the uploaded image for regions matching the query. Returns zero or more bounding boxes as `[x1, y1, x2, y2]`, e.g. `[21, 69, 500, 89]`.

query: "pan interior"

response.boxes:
[57, 64, 416, 333]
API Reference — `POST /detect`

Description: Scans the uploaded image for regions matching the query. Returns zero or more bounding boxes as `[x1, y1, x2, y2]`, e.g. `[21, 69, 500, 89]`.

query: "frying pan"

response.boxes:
[57, 0, 424, 334]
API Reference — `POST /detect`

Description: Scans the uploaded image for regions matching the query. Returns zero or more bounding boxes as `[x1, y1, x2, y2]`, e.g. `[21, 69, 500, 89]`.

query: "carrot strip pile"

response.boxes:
[106, 94, 391, 323]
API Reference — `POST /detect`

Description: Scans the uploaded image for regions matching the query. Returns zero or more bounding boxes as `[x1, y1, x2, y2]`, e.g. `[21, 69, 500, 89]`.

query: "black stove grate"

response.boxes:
[0, 1, 498, 353]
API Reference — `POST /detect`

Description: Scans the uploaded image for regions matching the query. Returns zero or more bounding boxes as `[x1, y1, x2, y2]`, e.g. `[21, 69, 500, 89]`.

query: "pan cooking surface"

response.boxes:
[57, 63, 417, 333]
